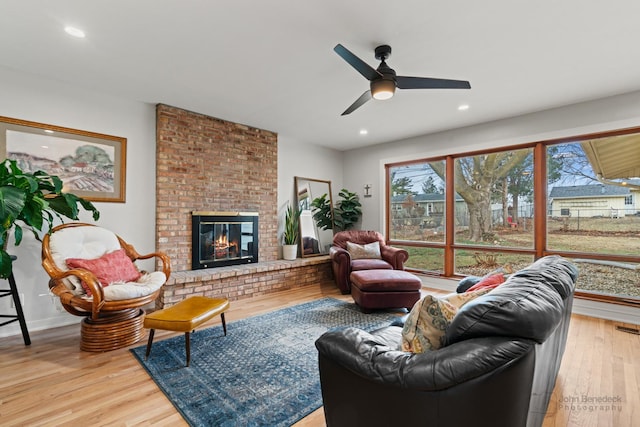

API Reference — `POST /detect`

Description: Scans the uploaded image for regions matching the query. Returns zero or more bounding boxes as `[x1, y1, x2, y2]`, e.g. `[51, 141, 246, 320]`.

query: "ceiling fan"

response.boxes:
[334, 43, 471, 115]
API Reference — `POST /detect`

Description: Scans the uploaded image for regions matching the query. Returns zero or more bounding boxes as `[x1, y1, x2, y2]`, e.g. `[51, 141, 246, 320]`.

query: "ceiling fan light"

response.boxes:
[371, 79, 396, 100]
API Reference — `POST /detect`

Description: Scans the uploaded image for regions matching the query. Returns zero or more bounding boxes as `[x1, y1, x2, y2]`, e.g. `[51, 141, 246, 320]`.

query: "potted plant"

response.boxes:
[0, 158, 100, 278]
[282, 202, 301, 260]
[333, 188, 362, 231]
[311, 193, 333, 231]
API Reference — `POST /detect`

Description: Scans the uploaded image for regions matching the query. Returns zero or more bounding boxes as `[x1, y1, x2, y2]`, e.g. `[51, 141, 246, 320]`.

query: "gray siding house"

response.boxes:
[549, 182, 639, 217]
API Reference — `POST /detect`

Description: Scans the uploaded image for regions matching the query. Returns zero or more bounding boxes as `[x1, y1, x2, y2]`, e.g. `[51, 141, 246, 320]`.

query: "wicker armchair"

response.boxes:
[41, 223, 171, 352]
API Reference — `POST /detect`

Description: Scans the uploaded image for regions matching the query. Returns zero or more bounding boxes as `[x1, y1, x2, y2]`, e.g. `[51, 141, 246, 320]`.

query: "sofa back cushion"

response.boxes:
[508, 255, 578, 299]
[332, 230, 385, 249]
[445, 256, 577, 346]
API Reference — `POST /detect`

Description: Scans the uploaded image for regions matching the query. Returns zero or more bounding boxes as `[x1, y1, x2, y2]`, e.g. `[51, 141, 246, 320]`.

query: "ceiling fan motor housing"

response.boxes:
[374, 44, 392, 61]
[372, 46, 396, 100]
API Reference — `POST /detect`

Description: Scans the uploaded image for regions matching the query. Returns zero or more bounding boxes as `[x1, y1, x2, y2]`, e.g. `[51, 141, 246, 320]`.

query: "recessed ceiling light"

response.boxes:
[359, 129, 368, 135]
[64, 26, 85, 38]
[458, 104, 470, 111]
[44, 129, 54, 134]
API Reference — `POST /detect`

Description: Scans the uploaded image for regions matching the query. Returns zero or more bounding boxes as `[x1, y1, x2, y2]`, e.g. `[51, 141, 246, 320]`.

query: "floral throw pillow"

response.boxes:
[346, 241, 382, 259]
[66, 249, 142, 296]
[401, 289, 490, 353]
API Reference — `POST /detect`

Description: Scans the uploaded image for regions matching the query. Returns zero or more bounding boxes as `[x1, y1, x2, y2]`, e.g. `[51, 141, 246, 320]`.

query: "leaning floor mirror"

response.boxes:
[295, 177, 334, 257]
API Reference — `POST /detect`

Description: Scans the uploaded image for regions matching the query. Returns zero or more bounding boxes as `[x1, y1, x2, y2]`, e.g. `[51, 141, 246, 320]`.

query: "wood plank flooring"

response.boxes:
[1, 280, 638, 427]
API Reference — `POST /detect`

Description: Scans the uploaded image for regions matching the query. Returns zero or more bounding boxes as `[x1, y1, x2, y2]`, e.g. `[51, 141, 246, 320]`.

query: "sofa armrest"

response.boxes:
[330, 246, 352, 294]
[380, 245, 408, 270]
[330, 245, 350, 260]
[316, 327, 536, 427]
[315, 326, 535, 390]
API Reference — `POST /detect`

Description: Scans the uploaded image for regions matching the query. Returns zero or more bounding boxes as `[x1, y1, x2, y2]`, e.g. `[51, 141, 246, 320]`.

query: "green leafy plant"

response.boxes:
[0, 158, 100, 278]
[334, 188, 362, 231]
[310, 193, 333, 231]
[282, 203, 301, 245]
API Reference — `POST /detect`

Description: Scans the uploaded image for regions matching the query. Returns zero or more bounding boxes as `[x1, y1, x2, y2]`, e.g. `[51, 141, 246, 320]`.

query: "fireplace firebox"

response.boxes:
[192, 211, 258, 270]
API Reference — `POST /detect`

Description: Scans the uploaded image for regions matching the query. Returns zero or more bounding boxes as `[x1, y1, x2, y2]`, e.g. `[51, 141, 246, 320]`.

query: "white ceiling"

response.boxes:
[2, 1, 640, 151]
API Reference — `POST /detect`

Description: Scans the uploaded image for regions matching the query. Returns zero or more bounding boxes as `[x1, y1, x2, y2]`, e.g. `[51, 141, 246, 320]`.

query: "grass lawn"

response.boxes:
[397, 216, 640, 298]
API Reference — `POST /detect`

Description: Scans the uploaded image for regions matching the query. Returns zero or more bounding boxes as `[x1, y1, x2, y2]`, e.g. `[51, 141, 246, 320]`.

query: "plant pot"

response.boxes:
[282, 244, 298, 261]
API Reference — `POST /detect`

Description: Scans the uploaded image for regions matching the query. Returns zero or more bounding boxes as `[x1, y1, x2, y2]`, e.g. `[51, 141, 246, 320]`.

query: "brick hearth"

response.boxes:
[160, 257, 332, 307]
[155, 104, 331, 308]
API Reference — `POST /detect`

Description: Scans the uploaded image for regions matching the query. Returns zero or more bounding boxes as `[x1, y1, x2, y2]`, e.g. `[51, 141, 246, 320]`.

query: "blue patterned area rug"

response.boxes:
[131, 297, 400, 427]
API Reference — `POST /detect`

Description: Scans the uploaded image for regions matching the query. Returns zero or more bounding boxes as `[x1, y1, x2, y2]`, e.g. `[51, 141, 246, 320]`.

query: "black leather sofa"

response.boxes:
[315, 255, 578, 427]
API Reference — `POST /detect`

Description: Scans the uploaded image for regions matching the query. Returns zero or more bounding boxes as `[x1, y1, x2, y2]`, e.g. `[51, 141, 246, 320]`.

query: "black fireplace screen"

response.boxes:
[192, 212, 258, 269]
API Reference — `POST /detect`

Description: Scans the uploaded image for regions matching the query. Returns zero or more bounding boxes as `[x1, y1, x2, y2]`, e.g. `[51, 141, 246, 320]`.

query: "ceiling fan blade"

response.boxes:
[341, 90, 372, 116]
[334, 44, 381, 81]
[396, 76, 471, 90]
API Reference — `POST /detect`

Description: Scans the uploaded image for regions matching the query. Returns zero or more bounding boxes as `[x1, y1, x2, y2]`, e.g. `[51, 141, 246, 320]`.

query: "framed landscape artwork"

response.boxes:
[0, 116, 126, 203]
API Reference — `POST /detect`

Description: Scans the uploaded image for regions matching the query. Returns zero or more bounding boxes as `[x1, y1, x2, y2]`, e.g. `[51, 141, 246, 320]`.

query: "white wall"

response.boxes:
[342, 90, 640, 231]
[0, 66, 157, 337]
[0, 67, 345, 338]
[277, 136, 343, 247]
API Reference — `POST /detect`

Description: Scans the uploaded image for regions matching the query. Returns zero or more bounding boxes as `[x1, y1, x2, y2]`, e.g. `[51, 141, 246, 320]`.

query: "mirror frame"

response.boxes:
[295, 176, 334, 257]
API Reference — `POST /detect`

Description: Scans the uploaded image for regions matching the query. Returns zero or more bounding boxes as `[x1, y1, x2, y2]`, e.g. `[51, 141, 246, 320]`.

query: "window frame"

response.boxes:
[385, 127, 640, 308]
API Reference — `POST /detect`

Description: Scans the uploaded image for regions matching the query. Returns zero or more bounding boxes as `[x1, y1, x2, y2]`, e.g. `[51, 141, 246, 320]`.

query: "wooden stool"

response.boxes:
[143, 296, 230, 366]
[0, 261, 31, 346]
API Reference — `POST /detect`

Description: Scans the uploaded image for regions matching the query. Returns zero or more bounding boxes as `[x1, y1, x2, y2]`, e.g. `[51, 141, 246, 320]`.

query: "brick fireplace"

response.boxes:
[155, 104, 331, 308]
[156, 104, 278, 269]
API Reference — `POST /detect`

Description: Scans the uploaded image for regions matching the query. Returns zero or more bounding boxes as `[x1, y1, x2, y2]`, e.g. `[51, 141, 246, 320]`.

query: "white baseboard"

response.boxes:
[420, 276, 458, 293]
[0, 316, 79, 339]
[572, 298, 640, 324]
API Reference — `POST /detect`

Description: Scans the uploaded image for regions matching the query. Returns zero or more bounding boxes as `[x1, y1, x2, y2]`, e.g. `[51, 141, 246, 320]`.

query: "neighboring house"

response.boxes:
[549, 182, 639, 217]
[391, 193, 464, 215]
[391, 193, 467, 227]
[391, 193, 538, 229]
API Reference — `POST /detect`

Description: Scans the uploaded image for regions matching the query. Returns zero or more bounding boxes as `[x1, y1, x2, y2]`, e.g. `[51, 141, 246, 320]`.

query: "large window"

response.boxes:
[397, 246, 445, 274]
[386, 128, 640, 304]
[389, 162, 446, 236]
[546, 141, 640, 258]
[453, 147, 534, 250]
[388, 161, 446, 273]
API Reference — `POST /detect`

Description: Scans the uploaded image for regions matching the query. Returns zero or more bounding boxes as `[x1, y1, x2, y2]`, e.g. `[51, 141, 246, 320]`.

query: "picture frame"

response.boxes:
[0, 116, 126, 203]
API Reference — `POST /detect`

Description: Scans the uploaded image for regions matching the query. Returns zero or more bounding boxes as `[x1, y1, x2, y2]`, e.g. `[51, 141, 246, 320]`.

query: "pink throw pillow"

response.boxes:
[466, 273, 505, 293]
[66, 249, 141, 296]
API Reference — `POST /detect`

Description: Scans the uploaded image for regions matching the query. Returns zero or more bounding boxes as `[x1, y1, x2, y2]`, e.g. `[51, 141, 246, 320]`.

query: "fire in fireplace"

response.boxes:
[192, 211, 258, 269]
